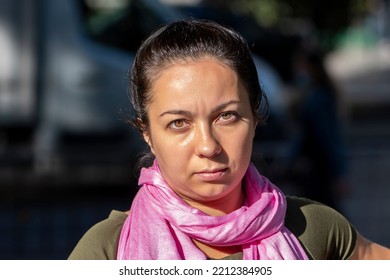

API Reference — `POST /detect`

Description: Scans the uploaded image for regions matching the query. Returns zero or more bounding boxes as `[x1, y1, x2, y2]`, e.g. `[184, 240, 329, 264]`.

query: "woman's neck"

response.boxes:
[187, 185, 245, 216]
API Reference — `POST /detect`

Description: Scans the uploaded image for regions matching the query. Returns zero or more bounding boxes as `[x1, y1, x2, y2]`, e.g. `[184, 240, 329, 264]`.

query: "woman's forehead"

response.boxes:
[151, 58, 237, 92]
[147, 58, 249, 114]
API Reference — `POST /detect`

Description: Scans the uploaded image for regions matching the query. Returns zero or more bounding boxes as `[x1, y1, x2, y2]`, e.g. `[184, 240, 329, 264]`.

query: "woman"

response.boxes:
[68, 19, 390, 260]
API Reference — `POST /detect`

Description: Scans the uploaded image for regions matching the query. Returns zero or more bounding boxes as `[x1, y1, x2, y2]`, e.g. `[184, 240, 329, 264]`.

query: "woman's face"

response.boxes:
[144, 57, 256, 211]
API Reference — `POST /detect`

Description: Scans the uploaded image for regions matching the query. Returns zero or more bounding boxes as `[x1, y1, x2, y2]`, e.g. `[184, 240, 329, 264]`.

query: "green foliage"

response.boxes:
[232, 0, 285, 27]
[226, 0, 372, 50]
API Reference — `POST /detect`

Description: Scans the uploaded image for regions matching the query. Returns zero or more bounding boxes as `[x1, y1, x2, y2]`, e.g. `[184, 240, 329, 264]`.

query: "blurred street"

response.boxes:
[339, 66, 390, 248]
[328, 44, 390, 247]
[344, 128, 390, 248]
[345, 134, 390, 246]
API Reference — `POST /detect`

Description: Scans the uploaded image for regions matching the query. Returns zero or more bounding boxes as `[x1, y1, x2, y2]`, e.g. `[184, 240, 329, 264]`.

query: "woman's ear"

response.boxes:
[142, 131, 155, 155]
[137, 118, 155, 155]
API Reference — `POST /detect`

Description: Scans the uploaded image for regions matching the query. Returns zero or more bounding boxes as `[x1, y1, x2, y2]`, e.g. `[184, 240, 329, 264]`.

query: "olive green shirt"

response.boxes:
[68, 196, 356, 260]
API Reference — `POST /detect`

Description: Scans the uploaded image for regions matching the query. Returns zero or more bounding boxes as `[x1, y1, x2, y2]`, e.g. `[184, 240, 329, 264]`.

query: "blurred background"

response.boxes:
[0, 0, 389, 259]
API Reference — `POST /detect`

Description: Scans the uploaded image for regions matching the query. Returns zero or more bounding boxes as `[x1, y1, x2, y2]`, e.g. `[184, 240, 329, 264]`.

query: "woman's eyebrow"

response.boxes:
[158, 100, 241, 118]
[159, 110, 192, 118]
[210, 100, 240, 114]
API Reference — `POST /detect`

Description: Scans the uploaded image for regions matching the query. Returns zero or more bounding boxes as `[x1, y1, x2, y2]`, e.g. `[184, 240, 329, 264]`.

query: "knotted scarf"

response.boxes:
[117, 161, 308, 260]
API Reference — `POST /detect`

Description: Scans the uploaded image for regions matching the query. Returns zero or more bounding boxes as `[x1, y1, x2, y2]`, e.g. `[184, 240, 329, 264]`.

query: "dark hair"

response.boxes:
[129, 19, 268, 167]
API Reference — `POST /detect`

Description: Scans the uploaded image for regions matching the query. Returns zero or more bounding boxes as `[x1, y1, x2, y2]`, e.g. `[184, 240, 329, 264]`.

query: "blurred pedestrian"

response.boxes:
[289, 47, 350, 212]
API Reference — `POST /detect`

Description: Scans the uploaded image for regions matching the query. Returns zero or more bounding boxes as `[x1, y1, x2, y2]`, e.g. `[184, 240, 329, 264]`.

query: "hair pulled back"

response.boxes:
[129, 19, 268, 135]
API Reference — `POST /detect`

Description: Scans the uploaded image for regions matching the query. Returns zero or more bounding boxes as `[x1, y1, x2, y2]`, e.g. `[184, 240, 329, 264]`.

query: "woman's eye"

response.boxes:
[218, 111, 238, 122]
[168, 119, 188, 130]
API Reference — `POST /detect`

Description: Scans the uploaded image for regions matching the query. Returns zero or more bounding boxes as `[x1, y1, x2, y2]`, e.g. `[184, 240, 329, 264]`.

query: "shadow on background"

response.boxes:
[1, 0, 390, 259]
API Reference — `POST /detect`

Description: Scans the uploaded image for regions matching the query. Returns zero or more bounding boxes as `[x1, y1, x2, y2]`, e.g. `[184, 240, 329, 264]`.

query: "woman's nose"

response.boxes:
[195, 124, 222, 158]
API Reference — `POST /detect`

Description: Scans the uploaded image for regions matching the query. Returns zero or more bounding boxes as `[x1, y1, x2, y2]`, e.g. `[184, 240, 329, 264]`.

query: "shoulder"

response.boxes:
[68, 210, 127, 260]
[285, 196, 357, 259]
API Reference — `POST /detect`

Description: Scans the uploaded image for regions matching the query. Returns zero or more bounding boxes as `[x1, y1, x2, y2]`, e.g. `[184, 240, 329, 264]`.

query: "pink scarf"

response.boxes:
[117, 161, 308, 260]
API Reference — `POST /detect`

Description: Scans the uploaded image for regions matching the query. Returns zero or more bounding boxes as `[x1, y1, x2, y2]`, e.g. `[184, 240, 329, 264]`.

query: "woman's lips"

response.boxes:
[195, 168, 228, 181]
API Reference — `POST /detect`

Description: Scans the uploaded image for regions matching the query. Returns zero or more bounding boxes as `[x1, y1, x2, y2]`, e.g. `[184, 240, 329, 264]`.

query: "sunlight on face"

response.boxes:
[145, 57, 257, 213]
